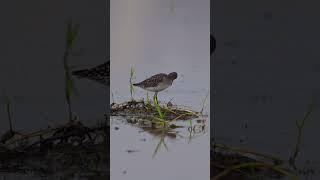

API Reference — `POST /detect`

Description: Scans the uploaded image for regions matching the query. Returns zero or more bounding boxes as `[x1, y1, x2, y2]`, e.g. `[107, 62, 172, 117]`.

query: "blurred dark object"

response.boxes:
[211, 34, 216, 55]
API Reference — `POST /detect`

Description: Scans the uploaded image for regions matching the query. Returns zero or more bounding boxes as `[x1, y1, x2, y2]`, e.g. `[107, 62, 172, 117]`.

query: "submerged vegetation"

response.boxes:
[289, 96, 315, 169]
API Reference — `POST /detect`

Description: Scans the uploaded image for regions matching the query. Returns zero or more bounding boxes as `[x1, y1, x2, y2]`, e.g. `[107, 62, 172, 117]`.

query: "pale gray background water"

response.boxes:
[213, 0, 320, 179]
[110, 0, 210, 180]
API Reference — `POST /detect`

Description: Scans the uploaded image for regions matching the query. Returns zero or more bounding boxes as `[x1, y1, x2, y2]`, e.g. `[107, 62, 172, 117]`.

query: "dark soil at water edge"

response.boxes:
[210, 142, 299, 180]
[0, 121, 109, 178]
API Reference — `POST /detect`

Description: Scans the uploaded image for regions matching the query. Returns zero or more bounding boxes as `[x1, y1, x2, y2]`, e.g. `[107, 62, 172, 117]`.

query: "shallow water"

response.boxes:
[110, 116, 208, 180]
[110, 0, 210, 179]
[213, 0, 320, 179]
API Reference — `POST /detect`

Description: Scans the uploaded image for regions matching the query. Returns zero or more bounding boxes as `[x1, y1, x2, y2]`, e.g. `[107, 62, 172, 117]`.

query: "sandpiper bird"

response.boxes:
[133, 72, 178, 100]
[71, 35, 213, 85]
[72, 61, 110, 86]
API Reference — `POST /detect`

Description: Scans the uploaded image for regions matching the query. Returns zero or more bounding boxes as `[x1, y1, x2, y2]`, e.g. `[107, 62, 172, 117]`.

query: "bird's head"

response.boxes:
[168, 72, 178, 80]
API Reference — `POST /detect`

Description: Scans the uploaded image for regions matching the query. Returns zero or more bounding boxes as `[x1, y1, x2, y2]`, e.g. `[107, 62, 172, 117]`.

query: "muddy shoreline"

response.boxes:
[0, 120, 109, 178]
[0, 100, 300, 179]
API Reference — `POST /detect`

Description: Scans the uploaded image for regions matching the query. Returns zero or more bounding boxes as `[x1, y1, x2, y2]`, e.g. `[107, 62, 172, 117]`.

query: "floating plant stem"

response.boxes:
[289, 96, 315, 169]
[200, 92, 209, 114]
[4, 94, 14, 133]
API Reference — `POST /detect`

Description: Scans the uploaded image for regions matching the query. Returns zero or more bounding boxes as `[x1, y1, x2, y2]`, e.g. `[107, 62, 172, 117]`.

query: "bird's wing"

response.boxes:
[138, 73, 167, 88]
[72, 61, 110, 85]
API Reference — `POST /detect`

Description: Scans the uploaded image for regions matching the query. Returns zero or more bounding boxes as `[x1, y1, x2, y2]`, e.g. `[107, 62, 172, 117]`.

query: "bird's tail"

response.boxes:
[132, 83, 140, 86]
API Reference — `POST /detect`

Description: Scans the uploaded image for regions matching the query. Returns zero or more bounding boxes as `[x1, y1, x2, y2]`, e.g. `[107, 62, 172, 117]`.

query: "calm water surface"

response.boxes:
[213, 0, 320, 179]
[111, 0, 210, 180]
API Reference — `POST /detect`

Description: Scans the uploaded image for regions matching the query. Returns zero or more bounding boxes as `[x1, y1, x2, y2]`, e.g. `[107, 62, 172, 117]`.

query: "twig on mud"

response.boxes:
[212, 162, 298, 180]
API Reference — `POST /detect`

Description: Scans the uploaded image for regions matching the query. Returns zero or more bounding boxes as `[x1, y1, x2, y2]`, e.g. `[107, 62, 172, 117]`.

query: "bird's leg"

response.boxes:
[153, 92, 158, 104]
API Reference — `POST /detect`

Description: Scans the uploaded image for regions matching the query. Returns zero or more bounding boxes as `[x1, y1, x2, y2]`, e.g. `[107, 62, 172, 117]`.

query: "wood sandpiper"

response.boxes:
[133, 72, 178, 101]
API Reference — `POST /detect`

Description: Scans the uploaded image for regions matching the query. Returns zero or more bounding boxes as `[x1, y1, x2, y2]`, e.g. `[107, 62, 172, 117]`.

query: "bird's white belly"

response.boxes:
[145, 82, 171, 92]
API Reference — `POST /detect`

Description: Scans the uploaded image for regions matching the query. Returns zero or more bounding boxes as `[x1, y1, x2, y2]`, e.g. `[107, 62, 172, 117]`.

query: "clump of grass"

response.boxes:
[63, 20, 79, 122]
[153, 95, 166, 119]
[289, 96, 315, 169]
[129, 66, 135, 101]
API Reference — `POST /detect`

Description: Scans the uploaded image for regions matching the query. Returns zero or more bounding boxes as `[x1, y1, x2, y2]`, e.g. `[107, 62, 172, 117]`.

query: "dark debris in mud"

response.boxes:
[111, 100, 200, 120]
[211, 143, 297, 180]
[212, 152, 282, 180]
[0, 120, 109, 177]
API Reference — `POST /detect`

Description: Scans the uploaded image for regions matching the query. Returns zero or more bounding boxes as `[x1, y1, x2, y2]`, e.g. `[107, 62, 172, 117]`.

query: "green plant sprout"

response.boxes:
[153, 95, 167, 120]
[129, 66, 135, 101]
[63, 19, 79, 122]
